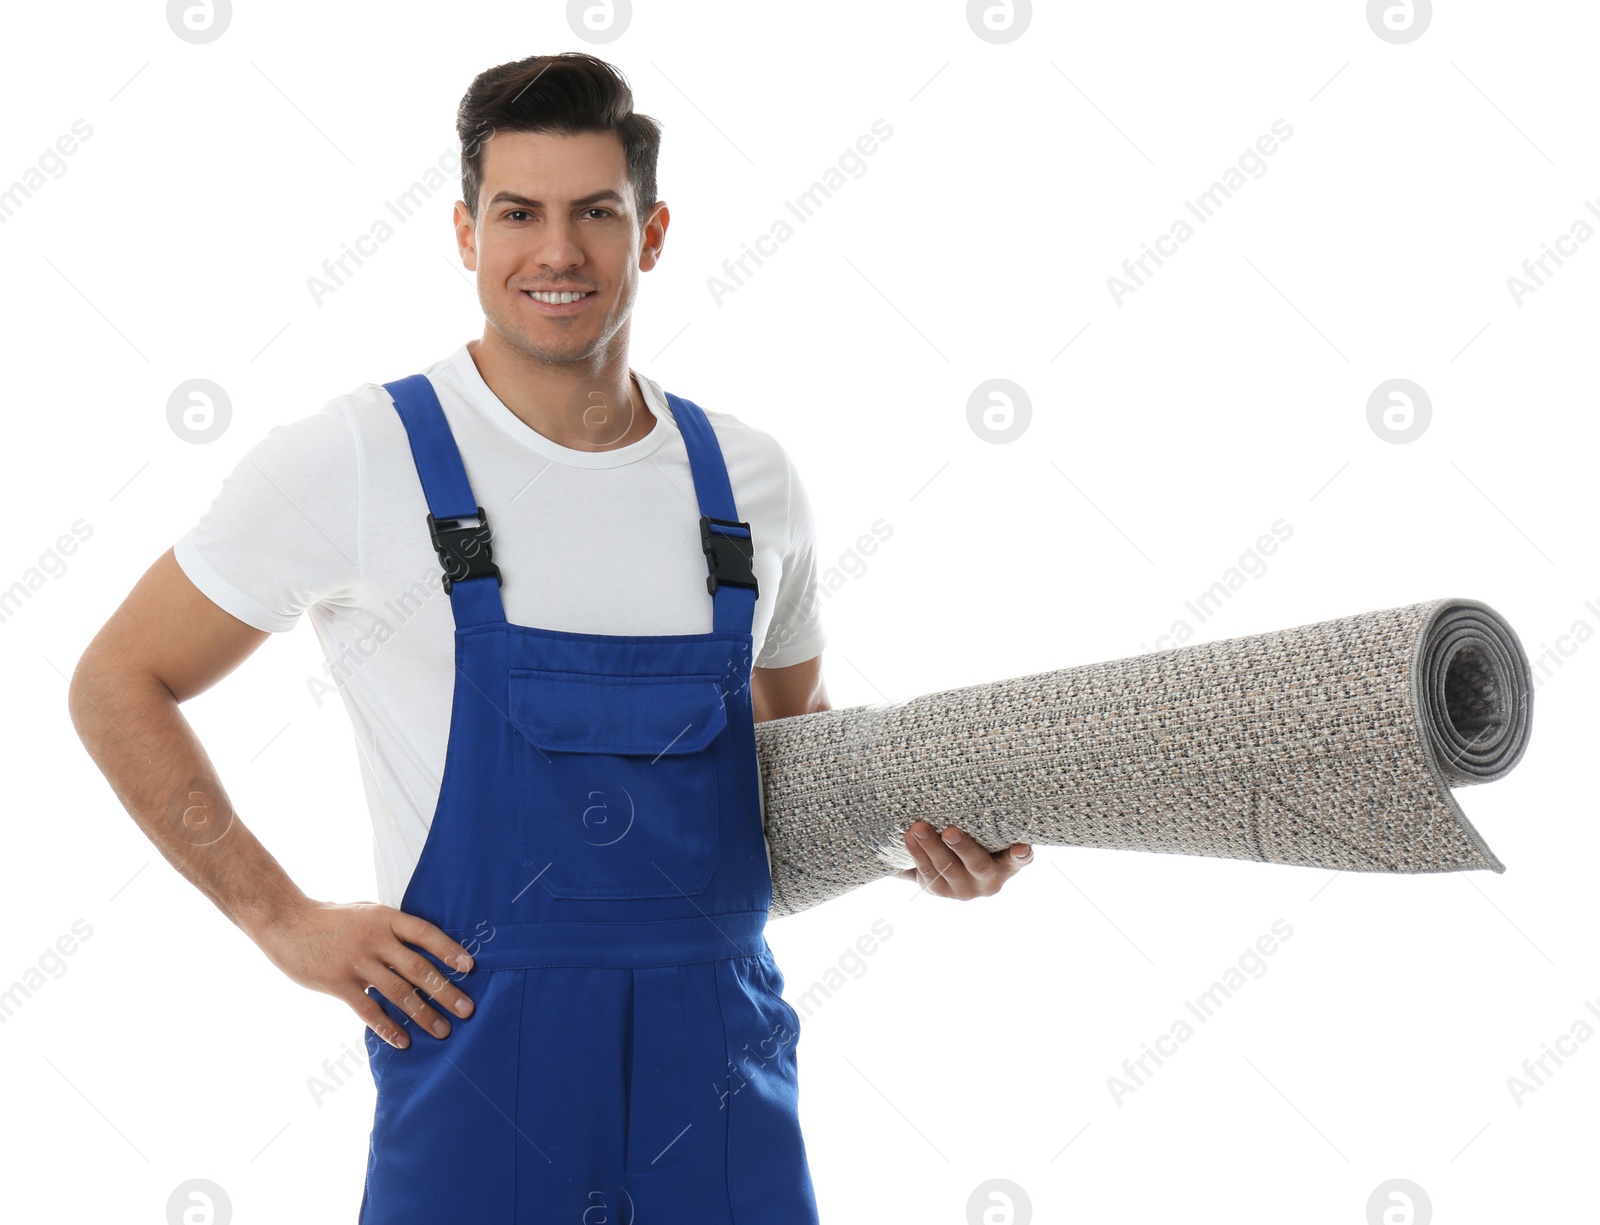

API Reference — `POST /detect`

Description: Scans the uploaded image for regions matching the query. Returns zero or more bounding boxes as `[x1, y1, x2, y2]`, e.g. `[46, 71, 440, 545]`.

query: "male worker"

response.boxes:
[68, 51, 1033, 1223]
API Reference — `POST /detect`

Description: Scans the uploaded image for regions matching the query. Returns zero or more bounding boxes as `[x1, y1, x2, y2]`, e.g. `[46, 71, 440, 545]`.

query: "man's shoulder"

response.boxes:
[287, 350, 465, 452]
[232, 358, 449, 492]
[663, 391, 790, 473]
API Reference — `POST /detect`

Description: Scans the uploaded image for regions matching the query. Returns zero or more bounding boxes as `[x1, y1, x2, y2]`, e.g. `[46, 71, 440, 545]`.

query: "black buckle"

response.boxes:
[700, 514, 758, 596]
[427, 507, 502, 594]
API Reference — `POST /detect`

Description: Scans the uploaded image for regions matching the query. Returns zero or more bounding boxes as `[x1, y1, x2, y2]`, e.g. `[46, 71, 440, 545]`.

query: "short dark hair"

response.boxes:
[455, 52, 662, 228]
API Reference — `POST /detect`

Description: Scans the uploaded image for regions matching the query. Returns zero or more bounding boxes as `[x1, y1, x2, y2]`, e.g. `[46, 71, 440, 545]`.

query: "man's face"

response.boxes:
[455, 128, 665, 366]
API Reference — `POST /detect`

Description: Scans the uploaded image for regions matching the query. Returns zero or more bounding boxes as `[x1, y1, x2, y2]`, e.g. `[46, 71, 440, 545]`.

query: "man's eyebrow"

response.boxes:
[486, 189, 626, 210]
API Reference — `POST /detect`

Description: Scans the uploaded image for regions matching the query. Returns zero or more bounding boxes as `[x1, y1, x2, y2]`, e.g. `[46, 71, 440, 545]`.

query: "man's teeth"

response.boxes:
[526, 290, 592, 303]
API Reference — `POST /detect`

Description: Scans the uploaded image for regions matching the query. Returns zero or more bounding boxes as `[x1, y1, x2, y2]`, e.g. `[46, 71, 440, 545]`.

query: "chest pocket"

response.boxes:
[509, 668, 726, 900]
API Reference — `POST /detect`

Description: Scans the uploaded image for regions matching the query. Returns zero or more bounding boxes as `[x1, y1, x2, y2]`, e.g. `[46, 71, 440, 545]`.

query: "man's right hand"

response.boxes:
[253, 900, 477, 1049]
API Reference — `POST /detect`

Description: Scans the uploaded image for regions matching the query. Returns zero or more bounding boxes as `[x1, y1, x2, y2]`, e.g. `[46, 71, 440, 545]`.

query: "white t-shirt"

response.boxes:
[173, 342, 827, 908]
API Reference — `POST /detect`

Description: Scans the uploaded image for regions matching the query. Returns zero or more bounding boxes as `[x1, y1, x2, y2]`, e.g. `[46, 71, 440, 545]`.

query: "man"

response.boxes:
[67, 51, 1032, 1223]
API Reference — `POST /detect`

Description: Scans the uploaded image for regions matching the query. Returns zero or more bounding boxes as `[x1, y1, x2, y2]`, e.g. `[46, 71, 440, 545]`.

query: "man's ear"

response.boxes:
[639, 201, 670, 272]
[453, 200, 479, 272]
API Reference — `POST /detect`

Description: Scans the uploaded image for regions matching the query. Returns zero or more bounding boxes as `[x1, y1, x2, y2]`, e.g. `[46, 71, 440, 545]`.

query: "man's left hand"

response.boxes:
[894, 821, 1033, 899]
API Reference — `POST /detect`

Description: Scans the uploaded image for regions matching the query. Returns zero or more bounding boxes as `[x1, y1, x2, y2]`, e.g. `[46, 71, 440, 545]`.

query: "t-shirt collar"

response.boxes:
[443, 342, 675, 470]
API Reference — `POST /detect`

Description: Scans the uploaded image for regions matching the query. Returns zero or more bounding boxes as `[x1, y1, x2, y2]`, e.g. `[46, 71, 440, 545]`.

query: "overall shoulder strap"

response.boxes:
[382, 373, 506, 630]
[667, 391, 757, 638]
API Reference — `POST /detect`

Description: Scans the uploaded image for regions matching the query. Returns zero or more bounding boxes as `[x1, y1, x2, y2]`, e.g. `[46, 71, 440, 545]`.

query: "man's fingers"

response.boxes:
[370, 965, 456, 1041]
[397, 947, 475, 1021]
[361, 973, 428, 1048]
[936, 827, 1005, 888]
[381, 910, 477, 1029]
[899, 825, 937, 891]
[905, 821, 969, 896]
[392, 909, 476, 977]
[986, 842, 1034, 880]
[902, 824, 1034, 898]
[355, 987, 411, 1049]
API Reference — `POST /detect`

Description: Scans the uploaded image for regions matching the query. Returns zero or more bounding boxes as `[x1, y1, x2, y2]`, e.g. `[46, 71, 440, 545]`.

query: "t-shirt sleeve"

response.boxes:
[756, 446, 828, 669]
[172, 399, 360, 633]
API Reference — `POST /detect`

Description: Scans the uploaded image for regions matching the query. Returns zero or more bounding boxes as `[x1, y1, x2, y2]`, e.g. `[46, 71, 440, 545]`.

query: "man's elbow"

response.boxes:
[751, 654, 829, 722]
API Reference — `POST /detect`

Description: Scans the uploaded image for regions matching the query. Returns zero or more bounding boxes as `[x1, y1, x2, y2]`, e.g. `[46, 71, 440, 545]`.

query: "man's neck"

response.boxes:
[467, 334, 655, 452]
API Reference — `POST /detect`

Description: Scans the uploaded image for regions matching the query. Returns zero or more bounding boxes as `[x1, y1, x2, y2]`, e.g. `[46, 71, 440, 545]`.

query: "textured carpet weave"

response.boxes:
[755, 597, 1532, 917]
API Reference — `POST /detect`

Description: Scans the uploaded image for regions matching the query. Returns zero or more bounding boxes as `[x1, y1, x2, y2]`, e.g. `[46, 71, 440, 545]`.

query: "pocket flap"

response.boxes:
[508, 669, 730, 755]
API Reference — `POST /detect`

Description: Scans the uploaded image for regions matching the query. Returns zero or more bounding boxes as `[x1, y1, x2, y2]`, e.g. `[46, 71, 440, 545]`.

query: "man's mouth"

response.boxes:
[523, 289, 595, 304]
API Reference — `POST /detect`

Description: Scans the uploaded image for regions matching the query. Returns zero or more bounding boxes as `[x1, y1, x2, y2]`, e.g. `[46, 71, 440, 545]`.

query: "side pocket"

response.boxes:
[763, 952, 803, 1042]
[779, 993, 802, 1037]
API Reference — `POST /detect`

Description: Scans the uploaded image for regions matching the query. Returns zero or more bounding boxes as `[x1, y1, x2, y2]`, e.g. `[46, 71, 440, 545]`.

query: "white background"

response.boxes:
[2, 1, 1593, 1222]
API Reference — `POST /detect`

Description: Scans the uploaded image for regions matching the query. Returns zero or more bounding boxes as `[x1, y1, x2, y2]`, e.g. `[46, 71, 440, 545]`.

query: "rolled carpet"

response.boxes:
[755, 597, 1532, 917]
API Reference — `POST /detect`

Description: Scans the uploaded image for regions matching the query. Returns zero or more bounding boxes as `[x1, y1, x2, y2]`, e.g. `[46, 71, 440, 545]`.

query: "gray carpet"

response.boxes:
[755, 598, 1533, 917]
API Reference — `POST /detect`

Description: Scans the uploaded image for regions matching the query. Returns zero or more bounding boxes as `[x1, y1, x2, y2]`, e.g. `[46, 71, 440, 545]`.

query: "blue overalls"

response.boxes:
[357, 371, 821, 1224]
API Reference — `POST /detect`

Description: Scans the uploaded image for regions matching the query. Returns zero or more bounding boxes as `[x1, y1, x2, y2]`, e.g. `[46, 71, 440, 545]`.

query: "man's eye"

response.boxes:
[504, 209, 610, 221]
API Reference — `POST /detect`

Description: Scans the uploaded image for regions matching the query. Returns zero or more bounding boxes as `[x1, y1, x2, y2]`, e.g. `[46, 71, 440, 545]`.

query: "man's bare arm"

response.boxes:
[66, 548, 477, 1047]
[751, 653, 830, 722]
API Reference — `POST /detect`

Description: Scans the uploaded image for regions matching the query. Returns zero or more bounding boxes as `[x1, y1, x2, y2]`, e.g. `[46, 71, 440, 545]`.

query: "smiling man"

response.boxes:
[67, 51, 1031, 1224]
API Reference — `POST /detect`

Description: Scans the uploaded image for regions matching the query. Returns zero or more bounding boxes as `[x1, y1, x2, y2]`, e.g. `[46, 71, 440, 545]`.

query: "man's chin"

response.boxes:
[485, 300, 613, 363]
